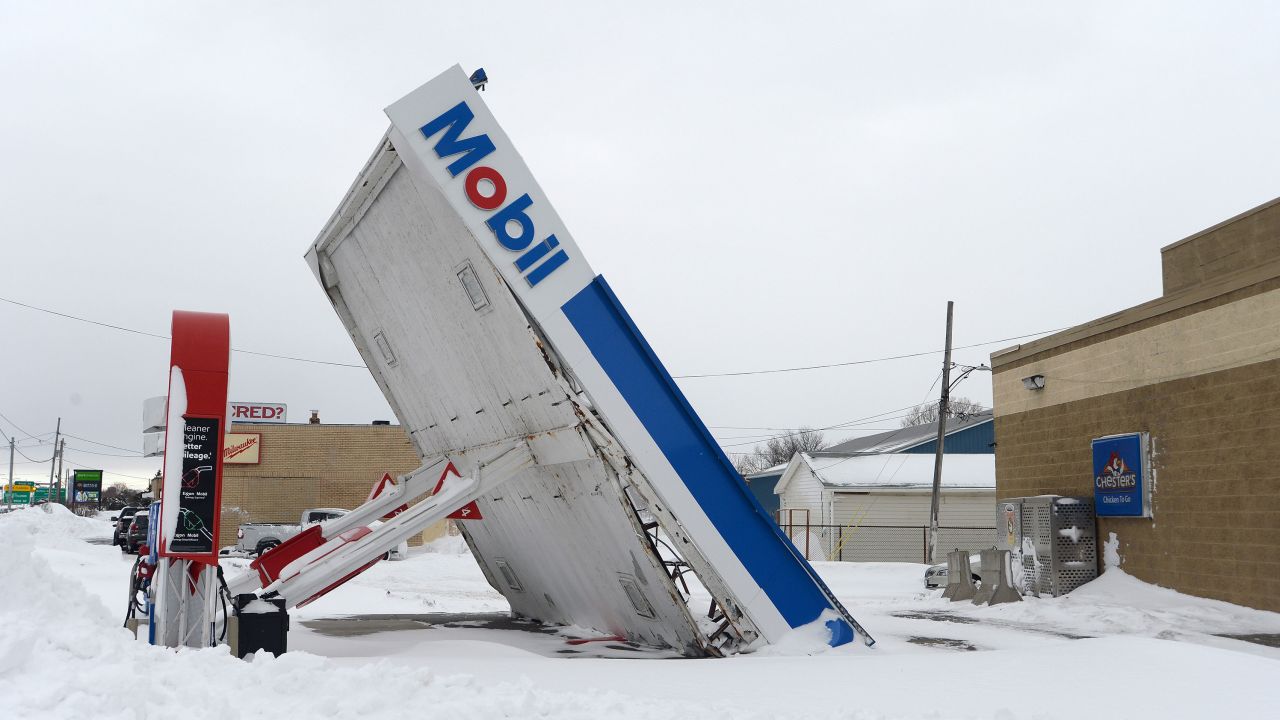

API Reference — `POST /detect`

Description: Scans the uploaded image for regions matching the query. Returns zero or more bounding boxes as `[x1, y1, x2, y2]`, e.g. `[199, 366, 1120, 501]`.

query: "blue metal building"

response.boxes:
[739, 411, 994, 520]
[820, 411, 995, 456]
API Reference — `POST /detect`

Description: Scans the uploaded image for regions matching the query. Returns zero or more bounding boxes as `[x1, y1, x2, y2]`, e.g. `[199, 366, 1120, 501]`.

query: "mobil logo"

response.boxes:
[418, 101, 569, 288]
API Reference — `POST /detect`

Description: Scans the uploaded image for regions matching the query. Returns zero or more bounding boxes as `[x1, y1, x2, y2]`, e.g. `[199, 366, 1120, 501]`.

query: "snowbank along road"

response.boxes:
[2, 506, 1278, 719]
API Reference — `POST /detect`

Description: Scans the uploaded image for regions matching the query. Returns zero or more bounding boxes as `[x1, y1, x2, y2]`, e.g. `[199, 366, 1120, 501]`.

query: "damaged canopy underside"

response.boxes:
[306, 65, 869, 656]
[308, 154, 722, 654]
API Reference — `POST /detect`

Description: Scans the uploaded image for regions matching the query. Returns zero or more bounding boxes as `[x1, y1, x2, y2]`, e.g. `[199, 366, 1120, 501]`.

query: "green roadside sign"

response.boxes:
[72, 469, 103, 506]
[3, 483, 51, 505]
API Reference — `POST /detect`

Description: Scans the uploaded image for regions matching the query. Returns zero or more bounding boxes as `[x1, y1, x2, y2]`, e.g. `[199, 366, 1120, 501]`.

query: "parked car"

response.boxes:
[236, 508, 349, 556]
[111, 507, 141, 547]
[370, 519, 410, 561]
[124, 512, 150, 554]
[236, 507, 410, 560]
[924, 553, 983, 589]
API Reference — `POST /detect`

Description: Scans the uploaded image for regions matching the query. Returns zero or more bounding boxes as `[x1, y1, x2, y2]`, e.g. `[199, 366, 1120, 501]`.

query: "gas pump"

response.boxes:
[146, 311, 231, 649]
[122, 501, 157, 636]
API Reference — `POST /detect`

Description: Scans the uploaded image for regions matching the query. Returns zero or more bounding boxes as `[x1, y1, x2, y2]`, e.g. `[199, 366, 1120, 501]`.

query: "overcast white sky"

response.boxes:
[2, 1, 1278, 488]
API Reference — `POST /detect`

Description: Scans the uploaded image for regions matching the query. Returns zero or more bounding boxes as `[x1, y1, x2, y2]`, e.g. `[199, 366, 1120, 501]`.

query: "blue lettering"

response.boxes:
[418, 104, 570, 286]
[515, 234, 560, 272]
[419, 102, 496, 177]
[526, 250, 569, 286]
[486, 194, 536, 251]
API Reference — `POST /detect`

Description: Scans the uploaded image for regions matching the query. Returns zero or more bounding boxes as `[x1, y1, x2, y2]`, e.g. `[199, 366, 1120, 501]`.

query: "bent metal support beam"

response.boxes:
[249, 440, 537, 608]
[222, 426, 600, 606]
[303, 65, 872, 654]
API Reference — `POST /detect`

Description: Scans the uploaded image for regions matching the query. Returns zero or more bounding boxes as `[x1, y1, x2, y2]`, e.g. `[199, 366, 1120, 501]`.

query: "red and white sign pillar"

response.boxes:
[152, 310, 230, 648]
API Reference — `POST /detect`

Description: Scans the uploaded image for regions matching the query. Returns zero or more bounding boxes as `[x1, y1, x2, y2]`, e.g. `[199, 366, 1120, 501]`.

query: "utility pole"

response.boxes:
[55, 438, 66, 505]
[927, 301, 954, 565]
[7, 436, 13, 511]
[47, 417, 61, 507]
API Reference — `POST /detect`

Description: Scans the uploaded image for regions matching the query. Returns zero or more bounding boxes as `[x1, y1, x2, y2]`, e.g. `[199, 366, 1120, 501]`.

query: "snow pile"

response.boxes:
[965, 565, 1280, 640]
[421, 532, 470, 555]
[751, 610, 842, 657]
[294, 544, 507, 618]
[0, 504, 109, 545]
[6, 508, 1280, 719]
[1057, 526, 1084, 543]
[809, 561, 932, 605]
[0, 526, 811, 720]
[1058, 566, 1280, 635]
[1102, 531, 1122, 568]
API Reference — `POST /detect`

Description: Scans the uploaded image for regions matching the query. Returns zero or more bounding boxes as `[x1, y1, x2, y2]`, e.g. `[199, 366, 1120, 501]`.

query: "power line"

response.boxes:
[717, 403, 925, 450]
[0, 295, 366, 369]
[721, 364, 990, 472]
[61, 433, 142, 455]
[14, 446, 52, 464]
[713, 413, 914, 442]
[713, 411, 922, 442]
[228, 348, 364, 368]
[0, 415, 146, 456]
[65, 444, 142, 459]
[0, 408, 158, 483]
[672, 328, 1070, 379]
[789, 370, 960, 475]
[62, 458, 155, 483]
[0, 409, 42, 441]
[708, 424, 810, 431]
[4, 294, 1069, 378]
[0, 296, 169, 340]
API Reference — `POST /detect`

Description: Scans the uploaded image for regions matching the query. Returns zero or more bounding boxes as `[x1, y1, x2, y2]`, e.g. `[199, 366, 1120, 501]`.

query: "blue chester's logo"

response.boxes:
[1095, 451, 1137, 492]
[1091, 433, 1149, 517]
[419, 101, 569, 287]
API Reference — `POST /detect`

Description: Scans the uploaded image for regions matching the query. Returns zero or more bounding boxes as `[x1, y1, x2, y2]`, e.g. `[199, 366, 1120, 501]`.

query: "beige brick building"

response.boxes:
[216, 421, 448, 551]
[991, 197, 1280, 612]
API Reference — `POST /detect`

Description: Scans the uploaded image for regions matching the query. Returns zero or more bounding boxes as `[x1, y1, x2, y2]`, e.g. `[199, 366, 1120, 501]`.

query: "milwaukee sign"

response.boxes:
[223, 433, 261, 465]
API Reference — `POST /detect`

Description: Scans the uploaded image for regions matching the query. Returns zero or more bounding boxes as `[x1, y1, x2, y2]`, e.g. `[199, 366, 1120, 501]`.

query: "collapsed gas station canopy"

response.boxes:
[305, 66, 871, 655]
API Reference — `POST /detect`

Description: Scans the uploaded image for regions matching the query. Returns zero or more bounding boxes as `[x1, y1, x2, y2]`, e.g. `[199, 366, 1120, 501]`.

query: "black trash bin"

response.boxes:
[234, 594, 288, 658]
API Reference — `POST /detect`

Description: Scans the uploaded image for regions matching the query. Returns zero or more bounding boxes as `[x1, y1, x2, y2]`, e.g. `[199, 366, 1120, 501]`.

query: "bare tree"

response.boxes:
[734, 427, 827, 476]
[900, 397, 987, 427]
[733, 453, 769, 476]
[101, 482, 145, 509]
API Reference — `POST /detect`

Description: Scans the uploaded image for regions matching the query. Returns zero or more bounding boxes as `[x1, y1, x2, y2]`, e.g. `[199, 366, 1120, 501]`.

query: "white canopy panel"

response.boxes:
[306, 66, 870, 654]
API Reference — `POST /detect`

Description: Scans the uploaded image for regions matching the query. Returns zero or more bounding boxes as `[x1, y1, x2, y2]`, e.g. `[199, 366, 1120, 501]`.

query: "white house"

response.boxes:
[774, 452, 996, 562]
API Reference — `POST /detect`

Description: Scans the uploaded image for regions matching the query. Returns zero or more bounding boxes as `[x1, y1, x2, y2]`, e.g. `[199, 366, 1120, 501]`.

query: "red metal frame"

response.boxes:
[431, 463, 482, 520]
[368, 472, 409, 519]
[248, 523, 382, 608]
[159, 310, 230, 564]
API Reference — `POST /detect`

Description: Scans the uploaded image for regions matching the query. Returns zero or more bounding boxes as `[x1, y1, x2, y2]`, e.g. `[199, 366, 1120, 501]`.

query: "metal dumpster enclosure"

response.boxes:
[305, 65, 869, 654]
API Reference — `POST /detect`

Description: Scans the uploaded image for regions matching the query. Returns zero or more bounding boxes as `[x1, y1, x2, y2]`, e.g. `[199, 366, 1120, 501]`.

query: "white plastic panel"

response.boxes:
[309, 159, 705, 653]
[307, 66, 868, 651]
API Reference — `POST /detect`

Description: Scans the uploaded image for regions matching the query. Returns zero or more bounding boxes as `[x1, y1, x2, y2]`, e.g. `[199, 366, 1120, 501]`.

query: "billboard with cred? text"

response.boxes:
[228, 402, 287, 424]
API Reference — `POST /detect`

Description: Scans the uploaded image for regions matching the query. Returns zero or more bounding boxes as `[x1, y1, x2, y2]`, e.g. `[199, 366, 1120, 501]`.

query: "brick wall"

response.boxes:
[993, 285, 1280, 416]
[993, 357, 1280, 611]
[1162, 197, 1280, 295]
[218, 423, 448, 550]
[991, 196, 1280, 612]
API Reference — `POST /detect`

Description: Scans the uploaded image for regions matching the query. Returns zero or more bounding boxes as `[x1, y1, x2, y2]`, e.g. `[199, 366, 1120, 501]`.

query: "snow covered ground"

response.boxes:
[2, 506, 1278, 719]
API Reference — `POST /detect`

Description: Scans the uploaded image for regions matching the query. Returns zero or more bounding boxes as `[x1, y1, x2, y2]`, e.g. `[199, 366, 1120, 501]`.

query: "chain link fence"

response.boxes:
[778, 523, 997, 563]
